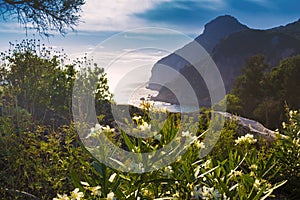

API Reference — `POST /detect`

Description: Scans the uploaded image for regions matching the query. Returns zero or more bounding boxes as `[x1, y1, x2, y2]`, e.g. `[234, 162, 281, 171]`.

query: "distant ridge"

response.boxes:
[148, 15, 249, 91]
[148, 15, 300, 106]
[195, 15, 249, 53]
[269, 18, 300, 40]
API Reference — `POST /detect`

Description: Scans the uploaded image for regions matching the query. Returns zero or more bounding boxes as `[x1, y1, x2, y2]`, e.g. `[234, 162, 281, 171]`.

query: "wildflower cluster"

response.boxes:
[80, 181, 101, 197]
[85, 124, 115, 139]
[235, 133, 257, 145]
[50, 109, 295, 200]
[192, 186, 221, 200]
[53, 188, 84, 200]
[53, 184, 116, 200]
[132, 116, 151, 131]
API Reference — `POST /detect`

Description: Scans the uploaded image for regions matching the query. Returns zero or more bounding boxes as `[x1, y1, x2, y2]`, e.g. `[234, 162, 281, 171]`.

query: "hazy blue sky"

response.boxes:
[1, 0, 299, 104]
[0, 0, 299, 59]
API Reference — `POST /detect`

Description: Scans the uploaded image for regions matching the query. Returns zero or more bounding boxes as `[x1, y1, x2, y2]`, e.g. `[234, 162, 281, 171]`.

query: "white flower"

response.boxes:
[192, 186, 221, 200]
[235, 134, 257, 145]
[249, 164, 258, 171]
[80, 181, 90, 187]
[70, 188, 84, 200]
[102, 125, 115, 132]
[182, 131, 191, 137]
[53, 194, 70, 200]
[86, 124, 115, 138]
[86, 124, 102, 139]
[201, 159, 212, 169]
[182, 131, 197, 143]
[289, 110, 298, 118]
[132, 116, 142, 122]
[282, 122, 287, 129]
[91, 124, 102, 133]
[228, 170, 243, 178]
[172, 191, 180, 198]
[109, 173, 117, 183]
[138, 122, 151, 131]
[194, 140, 205, 149]
[163, 166, 174, 177]
[89, 186, 101, 196]
[107, 191, 116, 200]
[253, 179, 261, 190]
[194, 166, 201, 178]
[80, 181, 101, 197]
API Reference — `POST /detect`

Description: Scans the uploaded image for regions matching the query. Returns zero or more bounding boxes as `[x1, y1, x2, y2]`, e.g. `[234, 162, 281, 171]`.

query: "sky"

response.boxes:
[0, 0, 300, 102]
[0, 0, 299, 58]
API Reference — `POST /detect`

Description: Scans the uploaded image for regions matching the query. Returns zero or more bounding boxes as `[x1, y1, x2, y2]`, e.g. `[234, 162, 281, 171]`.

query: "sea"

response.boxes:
[111, 81, 199, 113]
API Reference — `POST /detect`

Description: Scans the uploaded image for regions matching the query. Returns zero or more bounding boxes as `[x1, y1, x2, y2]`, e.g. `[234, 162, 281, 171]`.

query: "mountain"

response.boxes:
[148, 15, 300, 106]
[195, 15, 249, 53]
[148, 15, 249, 91]
[270, 18, 300, 40]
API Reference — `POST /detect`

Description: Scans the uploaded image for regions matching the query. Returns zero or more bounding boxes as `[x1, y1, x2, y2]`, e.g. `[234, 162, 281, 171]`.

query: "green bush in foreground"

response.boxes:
[1, 104, 300, 199]
[0, 112, 93, 199]
[271, 110, 300, 199]
[52, 109, 300, 200]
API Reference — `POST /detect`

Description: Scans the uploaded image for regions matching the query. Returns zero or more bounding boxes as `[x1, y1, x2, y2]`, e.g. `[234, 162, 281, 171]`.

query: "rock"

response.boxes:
[148, 15, 300, 106]
[215, 111, 286, 142]
[148, 15, 249, 91]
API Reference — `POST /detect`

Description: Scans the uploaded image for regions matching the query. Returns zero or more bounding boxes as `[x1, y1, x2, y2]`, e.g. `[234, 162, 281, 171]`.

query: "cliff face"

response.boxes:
[147, 15, 249, 91]
[148, 15, 300, 106]
[195, 15, 249, 53]
[212, 30, 300, 91]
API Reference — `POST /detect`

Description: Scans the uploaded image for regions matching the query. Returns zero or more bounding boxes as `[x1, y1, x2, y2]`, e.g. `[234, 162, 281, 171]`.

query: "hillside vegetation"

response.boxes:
[0, 40, 299, 199]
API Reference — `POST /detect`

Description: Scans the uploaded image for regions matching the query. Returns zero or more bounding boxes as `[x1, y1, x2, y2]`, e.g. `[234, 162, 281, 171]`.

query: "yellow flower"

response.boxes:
[249, 164, 258, 171]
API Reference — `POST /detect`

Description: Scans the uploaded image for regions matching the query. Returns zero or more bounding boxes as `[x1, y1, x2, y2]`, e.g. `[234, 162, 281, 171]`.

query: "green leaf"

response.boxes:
[121, 130, 135, 151]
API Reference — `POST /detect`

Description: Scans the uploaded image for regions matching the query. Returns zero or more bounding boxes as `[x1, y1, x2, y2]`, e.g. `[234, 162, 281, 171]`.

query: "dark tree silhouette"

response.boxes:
[0, 0, 85, 36]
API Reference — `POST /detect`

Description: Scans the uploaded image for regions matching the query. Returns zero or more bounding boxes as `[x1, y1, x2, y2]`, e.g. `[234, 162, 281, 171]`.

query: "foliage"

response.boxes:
[0, 113, 93, 199]
[56, 107, 289, 200]
[271, 110, 300, 199]
[1, 95, 298, 199]
[0, 0, 85, 36]
[2, 40, 300, 199]
[228, 54, 300, 129]
[0, 39, 111, 126]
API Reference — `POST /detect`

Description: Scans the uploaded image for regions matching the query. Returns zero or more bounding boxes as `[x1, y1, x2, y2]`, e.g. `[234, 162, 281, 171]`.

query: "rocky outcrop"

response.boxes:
[148, 15, 300, 106]
[147, 15, 249, 91]
[195, 15, 249, 53]
[215, 111, 285, 142]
